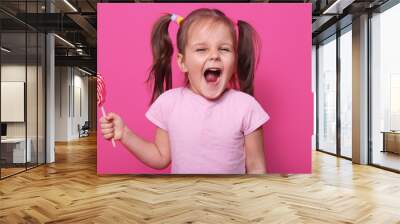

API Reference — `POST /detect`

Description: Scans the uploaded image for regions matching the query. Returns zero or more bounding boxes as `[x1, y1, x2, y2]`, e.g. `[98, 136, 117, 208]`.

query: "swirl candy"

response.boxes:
[97, 73, 106, 107]
[97, 73, 116, 148]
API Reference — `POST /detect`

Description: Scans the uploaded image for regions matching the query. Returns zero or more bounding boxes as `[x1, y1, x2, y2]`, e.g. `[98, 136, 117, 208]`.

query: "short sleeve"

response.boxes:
[242, 97, 270, 136]
[145, 92, 172, 131]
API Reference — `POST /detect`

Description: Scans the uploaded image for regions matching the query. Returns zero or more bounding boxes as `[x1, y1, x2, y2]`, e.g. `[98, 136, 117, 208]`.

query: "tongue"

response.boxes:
[205, 74, 218, 83]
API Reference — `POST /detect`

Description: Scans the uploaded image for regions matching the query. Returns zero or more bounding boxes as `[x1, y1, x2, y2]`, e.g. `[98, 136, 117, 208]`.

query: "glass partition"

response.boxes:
[0, 1, 46, 179]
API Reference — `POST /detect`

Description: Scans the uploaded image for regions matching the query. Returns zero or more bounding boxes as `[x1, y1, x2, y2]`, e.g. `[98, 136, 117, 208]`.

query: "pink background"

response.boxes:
[97, 3, 312, 174]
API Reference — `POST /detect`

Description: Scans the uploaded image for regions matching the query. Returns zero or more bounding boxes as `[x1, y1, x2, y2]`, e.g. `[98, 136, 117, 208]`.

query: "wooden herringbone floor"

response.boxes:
[1, 134, 400, 224]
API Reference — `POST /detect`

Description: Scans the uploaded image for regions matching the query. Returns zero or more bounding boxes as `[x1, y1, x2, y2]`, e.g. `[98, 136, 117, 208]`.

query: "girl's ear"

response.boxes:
[177, 53, 188, 73]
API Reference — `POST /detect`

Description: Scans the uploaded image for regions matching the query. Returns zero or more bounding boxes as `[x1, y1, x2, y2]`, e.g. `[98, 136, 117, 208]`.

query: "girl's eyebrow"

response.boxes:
[220, 43, 233, 47]
[191, 42, 207, 47]
[191, 42, 233, 47]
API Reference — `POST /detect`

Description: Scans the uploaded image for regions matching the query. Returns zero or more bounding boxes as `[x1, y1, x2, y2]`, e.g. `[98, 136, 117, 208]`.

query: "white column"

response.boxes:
[46, 1, 55, 163]
[352, 14, 369, 164]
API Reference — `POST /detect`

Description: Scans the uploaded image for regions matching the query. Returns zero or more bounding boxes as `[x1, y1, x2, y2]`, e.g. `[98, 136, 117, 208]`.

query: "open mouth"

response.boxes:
[203, 68, 222, 83]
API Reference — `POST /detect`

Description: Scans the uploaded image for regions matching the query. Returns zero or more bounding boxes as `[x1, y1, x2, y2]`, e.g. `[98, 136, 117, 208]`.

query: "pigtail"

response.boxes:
[237, 20, 261, 96]
[147, 14, 174, 104]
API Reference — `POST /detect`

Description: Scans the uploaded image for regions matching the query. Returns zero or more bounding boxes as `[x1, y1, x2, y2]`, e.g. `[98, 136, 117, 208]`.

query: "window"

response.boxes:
[317, 35, 337, 154]
[340, 27, 352, 158]
[370, 2, 400, 171]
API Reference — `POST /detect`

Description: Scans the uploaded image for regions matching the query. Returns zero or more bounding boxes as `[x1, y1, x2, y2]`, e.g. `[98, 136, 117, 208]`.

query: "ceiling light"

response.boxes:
[78, 67, 93, 76]
[54, 34, 75, 48]
[1, 47, 11, 53]
[63, 0, 78, 12]
[322, 0, 355, 15]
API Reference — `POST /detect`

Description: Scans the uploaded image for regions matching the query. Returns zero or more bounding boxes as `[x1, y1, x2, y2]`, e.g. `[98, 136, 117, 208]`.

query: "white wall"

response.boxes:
[1, 65, 40, 137]
[72, 72, 89, 138]
[55, 67, 89, 141]
[1, 65, 25, 133]
[55, 66, 69, 141]
[312, 45, 316, 150]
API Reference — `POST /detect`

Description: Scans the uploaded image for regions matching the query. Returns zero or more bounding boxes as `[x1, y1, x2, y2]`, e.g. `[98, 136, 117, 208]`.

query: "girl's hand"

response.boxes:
[100, 112, 125, 141]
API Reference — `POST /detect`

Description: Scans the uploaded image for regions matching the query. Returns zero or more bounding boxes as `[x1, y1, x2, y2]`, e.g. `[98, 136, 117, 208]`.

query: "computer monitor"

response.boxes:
[1, 123, 7, 137]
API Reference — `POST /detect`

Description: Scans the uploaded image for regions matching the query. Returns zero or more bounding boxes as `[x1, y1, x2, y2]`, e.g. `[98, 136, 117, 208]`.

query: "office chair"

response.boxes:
[79, 121, 90, 138]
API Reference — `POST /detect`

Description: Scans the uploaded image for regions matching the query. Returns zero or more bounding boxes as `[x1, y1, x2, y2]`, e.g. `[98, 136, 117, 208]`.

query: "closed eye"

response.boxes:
[196, 48, 206, 52]
[220, 48, 231, 52]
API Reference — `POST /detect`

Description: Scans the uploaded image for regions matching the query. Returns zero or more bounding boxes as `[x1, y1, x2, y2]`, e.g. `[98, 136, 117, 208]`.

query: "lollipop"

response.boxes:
[97, 73, 116, 147]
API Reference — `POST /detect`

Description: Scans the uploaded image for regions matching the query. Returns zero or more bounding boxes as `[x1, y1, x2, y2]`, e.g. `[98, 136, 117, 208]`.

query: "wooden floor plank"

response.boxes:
[0, 134, 399, 223]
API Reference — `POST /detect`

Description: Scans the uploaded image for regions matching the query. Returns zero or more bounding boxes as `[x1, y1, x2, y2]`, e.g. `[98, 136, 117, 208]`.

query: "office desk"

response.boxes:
[1, 138, 31, 163]
[381, 131, 400, 154]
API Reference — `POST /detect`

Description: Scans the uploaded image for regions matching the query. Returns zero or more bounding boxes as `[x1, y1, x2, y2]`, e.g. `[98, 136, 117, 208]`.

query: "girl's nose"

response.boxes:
[208, 50, 221, 61]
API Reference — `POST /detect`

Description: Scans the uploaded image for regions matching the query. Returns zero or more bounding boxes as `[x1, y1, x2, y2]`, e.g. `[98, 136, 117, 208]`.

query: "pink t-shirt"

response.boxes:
[145, 87, 269, 174]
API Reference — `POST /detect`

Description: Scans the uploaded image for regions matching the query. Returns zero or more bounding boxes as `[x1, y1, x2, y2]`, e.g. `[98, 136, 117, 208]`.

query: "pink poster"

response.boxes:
[97, 3, 312, 174]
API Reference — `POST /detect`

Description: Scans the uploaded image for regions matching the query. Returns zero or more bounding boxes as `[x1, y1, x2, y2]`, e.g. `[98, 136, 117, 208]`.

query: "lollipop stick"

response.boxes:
[101, 106, 116, 148]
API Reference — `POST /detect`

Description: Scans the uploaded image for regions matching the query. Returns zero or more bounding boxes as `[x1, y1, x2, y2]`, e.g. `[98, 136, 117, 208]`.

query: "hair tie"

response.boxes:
[170, 13, 184, 26]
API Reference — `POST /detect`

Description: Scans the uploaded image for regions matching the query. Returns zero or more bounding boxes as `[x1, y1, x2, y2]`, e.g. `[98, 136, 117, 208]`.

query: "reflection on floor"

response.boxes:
[340, 147, 352, 158]
[373, 151, 400, 171]
[0, 163, 40, 178]
[0, 167, 25, 177]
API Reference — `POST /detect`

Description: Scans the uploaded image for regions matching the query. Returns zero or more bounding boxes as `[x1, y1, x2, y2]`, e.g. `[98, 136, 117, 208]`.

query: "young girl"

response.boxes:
[101, 8, 269, 174]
